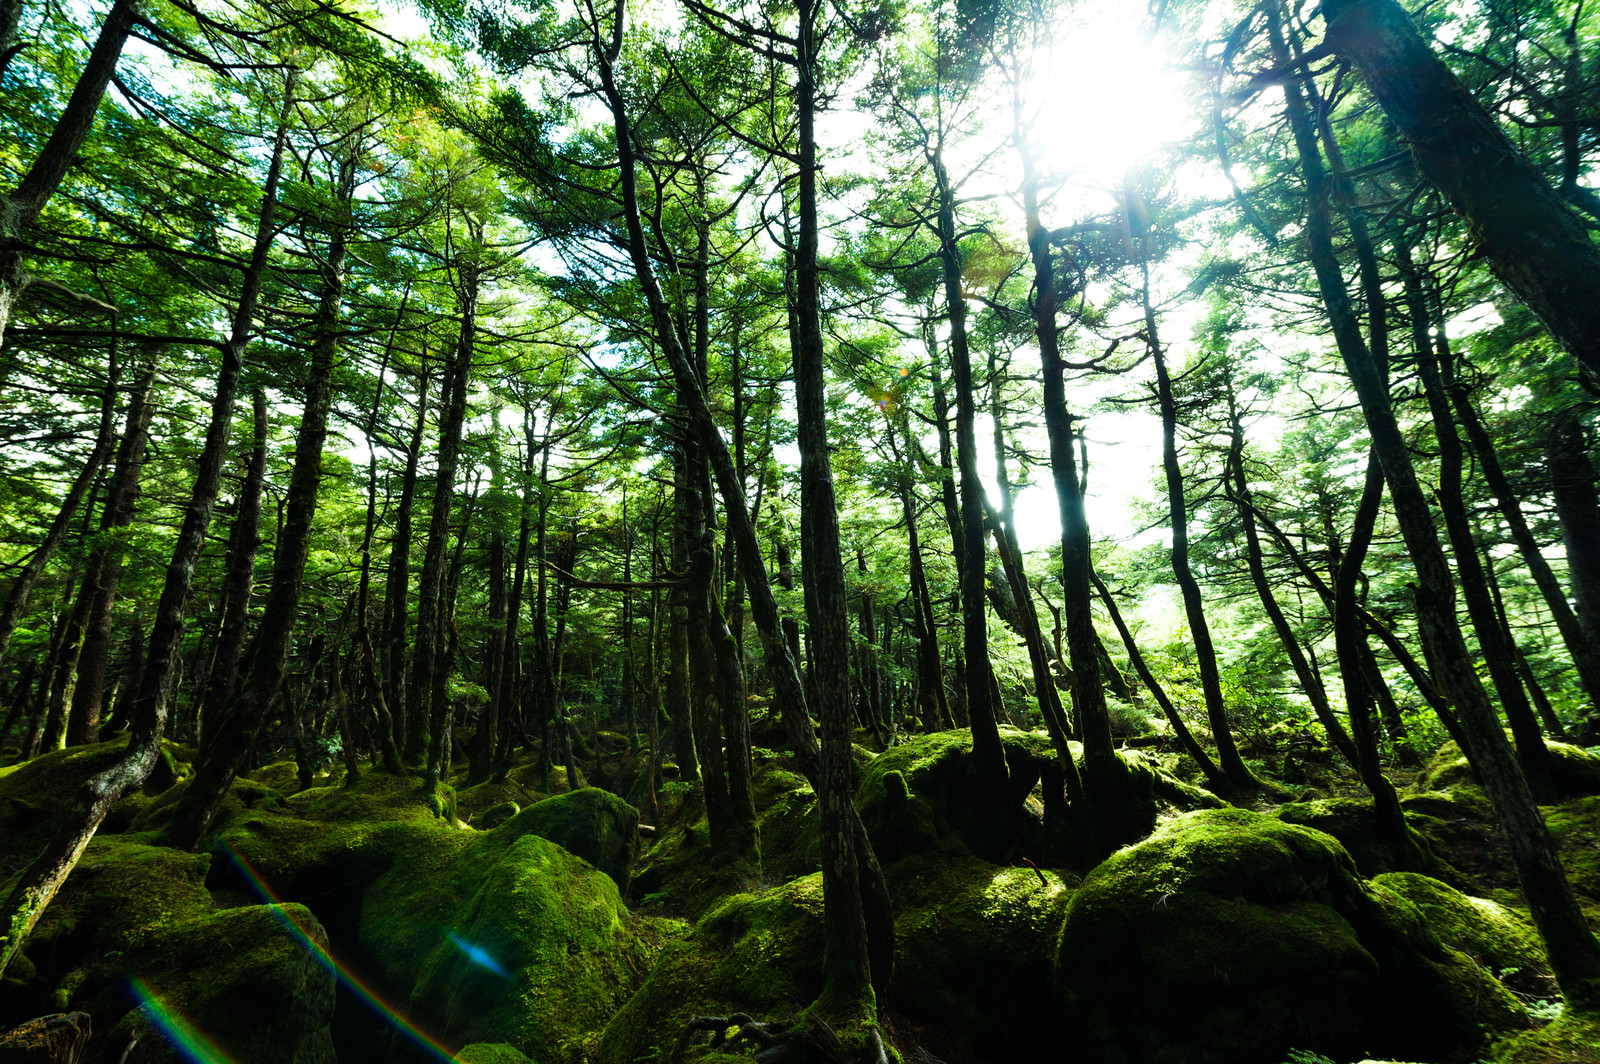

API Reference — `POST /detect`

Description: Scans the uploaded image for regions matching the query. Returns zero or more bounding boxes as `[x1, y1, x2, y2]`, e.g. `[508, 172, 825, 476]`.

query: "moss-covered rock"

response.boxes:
[594, 875, 825, 1064]
[0, 741, 182, 878]
[1056, 808, 1524, 1064]
[1492, 1010, 1600, 1064]
[1420, 739, 1600, 803]
[1372, 872, 1551, 996]
[1546, 796, 1600, 908]
[887, 853, 1072, 1063]
[454, 1044, 535, 1064]
[1274, 797, 1452, 878]
[385, 833, 652, 1064]
[18, 836, 335, 1064]
[494, 788, 638, 891]
[750, 766, 816, 883]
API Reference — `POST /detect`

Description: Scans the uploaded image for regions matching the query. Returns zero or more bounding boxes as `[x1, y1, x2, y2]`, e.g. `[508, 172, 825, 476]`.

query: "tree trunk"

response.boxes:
[199, 388, 268, 743]
[0, 352, 121, 670]
[1319, 0, 1600, 381]
[1284, 5, 1600, 1005]
[66, 364, 155, 745]
[0, 0, 137, 344]
[384, 371, 430, 759]
[165, 187, 349, 850]
[415, 266, 477, 783]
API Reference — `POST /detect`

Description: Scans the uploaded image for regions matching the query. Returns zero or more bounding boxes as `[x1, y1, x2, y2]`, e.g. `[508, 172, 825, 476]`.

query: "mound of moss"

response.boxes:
[381, 832, 653, 1064]
[1273, 797, 1455, 878]
[0, 741, 182, 876]
[1056, 808, 1524, 1064]
[594, 874, 824, 1064]
[493, 787, 638, 891]
[17, 836, 335, 1064]
[1492, 1010, 1600, 1064]
[888, 852, 1073, 1062]
[1372, 872, 1551, 996]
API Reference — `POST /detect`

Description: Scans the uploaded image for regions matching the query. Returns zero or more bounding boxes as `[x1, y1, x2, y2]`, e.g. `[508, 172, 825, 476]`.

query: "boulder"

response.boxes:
[494, 787, 639, 891]
[1056, 808, 1524, 1064]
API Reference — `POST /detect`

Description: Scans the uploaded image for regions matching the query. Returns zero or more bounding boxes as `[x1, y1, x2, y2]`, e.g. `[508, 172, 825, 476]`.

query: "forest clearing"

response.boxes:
[3, 0, 1600, 1060]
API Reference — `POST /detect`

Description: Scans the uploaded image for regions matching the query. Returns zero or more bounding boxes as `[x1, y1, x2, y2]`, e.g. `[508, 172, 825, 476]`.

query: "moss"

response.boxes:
[454, 1045, 535, 1064]
[494, 788, 639, 891]
[595, 874, 827, 1064]
[1547, 796, 1600, 905]
[1546, 742, 1600, 798]
[128, 774, 289, 838]
[1057, 808, 1522, 1064]
[1372, 872, 1550, 993]
[22, 836, 334, 1064]
[1492, 1010, 1600, 1064]
[477, 801, 520, 829]
[1274, 797, 1450, 877]
[887, 852, 1072, 1062]
[751, 766, 817, 883]
[0, 741, 183, 879]
[392, 833, 653, 1064]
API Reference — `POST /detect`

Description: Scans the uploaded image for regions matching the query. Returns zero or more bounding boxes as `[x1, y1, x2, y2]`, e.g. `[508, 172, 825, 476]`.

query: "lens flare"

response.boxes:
[213, 839, 461, 1063]
[128, 979, 240, 1064]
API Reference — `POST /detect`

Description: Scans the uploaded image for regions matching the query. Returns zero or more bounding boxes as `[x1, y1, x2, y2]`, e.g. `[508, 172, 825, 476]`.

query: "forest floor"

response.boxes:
[1, 724, 1598, 1064]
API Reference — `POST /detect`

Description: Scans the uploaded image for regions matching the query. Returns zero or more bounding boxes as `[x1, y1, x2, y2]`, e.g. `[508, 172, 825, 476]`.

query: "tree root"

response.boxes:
[676, 1014, 889, 1064]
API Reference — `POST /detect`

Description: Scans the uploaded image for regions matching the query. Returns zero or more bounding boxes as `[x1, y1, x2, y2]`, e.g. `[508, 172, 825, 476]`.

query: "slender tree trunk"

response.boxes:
[594, 3, 889, 1016]
[1402, 245, 1555, 798]
[165, 188, 349, 849]
[931, 152, 1007, 791]
[1282, 7, 1600, 1004]
[198, 389, 268, 744]
[385, 371, 429, 759]
[66, 364, 155, 745]
[0, 353, 121, 670]
[415, 266, 477, 783]
[1224, 391, 1357, 765]
[0, 0, 137, 345]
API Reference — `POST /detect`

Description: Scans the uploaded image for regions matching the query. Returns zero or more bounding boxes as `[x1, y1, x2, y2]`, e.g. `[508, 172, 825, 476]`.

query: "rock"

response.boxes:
[888, 853, 1072, 1063]
[0, 1013, 91, 1063]
[1056, 808, 1524, 1064]
[453, 1045, 534, 1064]
[360, 828, 653, 1064]
[19, 837, 335, 1064]
[494, 787, 639, 890]
[1492, 1010, 1600, 1064]
[594, 875, 824, 1064]
[1371, 872, 1551, 996]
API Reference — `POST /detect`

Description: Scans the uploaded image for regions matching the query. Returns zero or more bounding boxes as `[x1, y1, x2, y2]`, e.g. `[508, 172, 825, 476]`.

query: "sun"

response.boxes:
[1024, 5, 1195, 187]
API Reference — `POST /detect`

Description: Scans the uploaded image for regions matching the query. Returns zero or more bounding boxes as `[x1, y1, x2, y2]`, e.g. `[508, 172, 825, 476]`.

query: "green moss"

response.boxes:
[1492, 1010, 1600, 1064]
[1372, 872, 1549, 991]
[23, 836, 335, 1064]
[1057, 808, 1522, 1064]
[454, 1045, 535, 1064]
[1547, 796, 1600, 904]
[1274, 797, 1450, 877]
[888, 852, 1072, 1062]
[494, 788, 639, 890]
[0, 741, 183, 879]
[595, 874, 826, 1064]
[391, 833, 652, 1064]
[751, 766, 816, 882]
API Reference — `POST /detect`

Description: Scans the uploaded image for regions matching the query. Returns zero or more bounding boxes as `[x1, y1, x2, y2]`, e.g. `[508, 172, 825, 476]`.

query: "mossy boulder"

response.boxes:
[1420, 739, 1600, 803]
[1274, 797, 1453, 877]
[1056, 808, 1524, 1064]
[750, 766, 817, 882]
[454, 1045, 535, 1064]
[1372, 872, 1551, 996]
[18, 836, 334, 1064]
[887, 853, 1073, 1062]
[494, 788, 638, 891]
[594, 875, 825, 1064]
[1545, 796, 1600, 904]
[1492, 1010, 1600, 1064]
[382, 832, 652, 1064]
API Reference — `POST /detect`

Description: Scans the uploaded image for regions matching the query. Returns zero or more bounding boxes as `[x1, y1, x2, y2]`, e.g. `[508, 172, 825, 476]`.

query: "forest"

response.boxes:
[2, 0, 1600, 1060]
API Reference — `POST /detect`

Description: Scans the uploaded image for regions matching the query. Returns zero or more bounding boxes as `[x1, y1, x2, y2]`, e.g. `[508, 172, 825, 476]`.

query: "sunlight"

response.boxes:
[1027, 6, 1194, 186]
